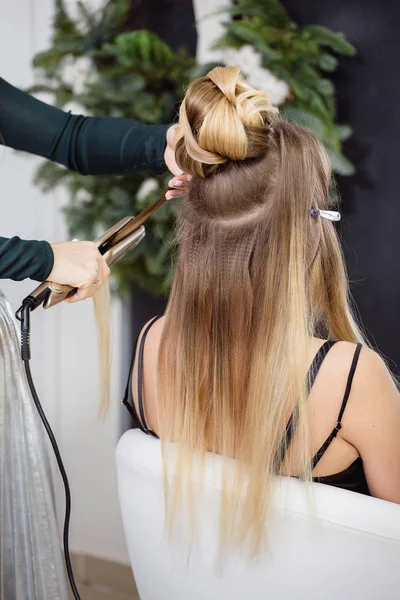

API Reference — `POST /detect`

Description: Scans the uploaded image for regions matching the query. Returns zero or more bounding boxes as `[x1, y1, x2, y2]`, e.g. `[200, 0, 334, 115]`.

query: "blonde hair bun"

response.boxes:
[175, 66, 278, 177]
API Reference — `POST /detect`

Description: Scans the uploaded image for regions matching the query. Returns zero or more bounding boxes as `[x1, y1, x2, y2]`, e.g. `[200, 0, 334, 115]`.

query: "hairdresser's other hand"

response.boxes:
[164, 125, 183, 177]
[48, 241, 110, 303]
[166, 174, 192, 200]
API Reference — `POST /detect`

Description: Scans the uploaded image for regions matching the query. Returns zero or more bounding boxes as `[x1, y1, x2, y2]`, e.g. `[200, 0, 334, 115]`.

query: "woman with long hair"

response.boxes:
[126, 66, 400, 554]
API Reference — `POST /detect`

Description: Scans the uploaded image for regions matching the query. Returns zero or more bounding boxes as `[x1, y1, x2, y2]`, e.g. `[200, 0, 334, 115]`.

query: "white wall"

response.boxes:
[193, 0, 232, 63]
[0, 0, 230, 566]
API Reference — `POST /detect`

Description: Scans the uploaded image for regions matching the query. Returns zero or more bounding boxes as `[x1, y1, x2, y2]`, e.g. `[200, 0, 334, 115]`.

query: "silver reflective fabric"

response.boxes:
[0, 292, 68, 600]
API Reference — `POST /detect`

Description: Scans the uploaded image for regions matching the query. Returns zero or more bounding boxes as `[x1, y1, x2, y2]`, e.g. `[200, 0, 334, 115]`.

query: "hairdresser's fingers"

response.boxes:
[65, 287, 90, 303]
[92, 256, 109, 295]
[65, 282, 94, 303]
[66, 257, 108, 304]
[164, 125, 183, 176]
[166, 189, 185, 200]
[168, 174, 192, 188]
[99, 255, 110, 280]
[65, 277, 101, 303]
[166, 174, 192, 200]
[50, 240, 103, 288]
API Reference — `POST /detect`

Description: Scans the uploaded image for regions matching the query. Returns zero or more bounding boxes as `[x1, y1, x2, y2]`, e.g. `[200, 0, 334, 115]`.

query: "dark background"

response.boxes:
[127, 0, 196, 352]
[282, 0, 400, 370]
[129, 0, 400, 372]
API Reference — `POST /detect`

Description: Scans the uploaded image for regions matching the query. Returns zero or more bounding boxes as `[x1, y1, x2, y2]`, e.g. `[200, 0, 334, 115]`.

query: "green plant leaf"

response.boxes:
[283, 106, 326, 138]
[317, 78, 335, 97]
[336, 124, 353, 141]
[76, 1, 97, 29]
[225, 23, 280, 60]
[326, 148, 356, 176]
[319, 53, 338, 72]
[304, 26, 356, 56]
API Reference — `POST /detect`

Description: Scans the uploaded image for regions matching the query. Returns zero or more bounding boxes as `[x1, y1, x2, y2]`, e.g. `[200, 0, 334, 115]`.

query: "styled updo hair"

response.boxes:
[174, 66, 278, 178]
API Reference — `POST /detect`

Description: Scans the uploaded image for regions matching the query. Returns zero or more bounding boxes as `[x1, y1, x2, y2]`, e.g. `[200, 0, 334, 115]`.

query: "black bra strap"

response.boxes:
[137, 316, 161, 433]
[307, 340, 339, 393]
[276, 340, 338, 468]
[122, 315, 161, 437]
[122, 334, 141, 418]
[311, 343, 362, 470]
[337, 343, 362, 423]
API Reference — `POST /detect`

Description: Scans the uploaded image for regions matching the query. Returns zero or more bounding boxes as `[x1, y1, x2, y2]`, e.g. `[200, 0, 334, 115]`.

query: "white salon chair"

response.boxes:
[116, 429, 400, 600]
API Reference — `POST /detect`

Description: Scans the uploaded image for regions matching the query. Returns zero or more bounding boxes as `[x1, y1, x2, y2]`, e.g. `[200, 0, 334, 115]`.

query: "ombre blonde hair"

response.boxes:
[93, 281, 111, 418]
[157, 66, 366, 555]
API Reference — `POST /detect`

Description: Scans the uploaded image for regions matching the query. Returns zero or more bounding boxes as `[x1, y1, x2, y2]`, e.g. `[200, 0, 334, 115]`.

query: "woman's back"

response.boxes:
[127, 316, 400, 503]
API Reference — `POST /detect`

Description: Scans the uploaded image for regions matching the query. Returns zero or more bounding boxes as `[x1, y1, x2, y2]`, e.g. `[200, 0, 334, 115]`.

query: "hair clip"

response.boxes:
[310, 209, 341, 222]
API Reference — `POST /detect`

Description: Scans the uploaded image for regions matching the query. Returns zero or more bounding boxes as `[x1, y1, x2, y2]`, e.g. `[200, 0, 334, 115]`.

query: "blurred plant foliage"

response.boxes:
[30, 0, 356, 296]
[217, 0, 356, 179]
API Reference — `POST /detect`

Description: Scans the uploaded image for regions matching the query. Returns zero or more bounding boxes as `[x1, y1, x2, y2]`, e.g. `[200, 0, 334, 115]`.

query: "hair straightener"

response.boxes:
[15, 192, 167, 600]
[23, 192, 166, 311]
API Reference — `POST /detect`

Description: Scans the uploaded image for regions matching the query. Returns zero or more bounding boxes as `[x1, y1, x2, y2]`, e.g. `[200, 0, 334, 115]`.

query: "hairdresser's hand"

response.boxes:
[48, 241, 110, 303]
[164, 125, 183, 177]
[164, 126, 191, 198]
[166, 174, 192, 200]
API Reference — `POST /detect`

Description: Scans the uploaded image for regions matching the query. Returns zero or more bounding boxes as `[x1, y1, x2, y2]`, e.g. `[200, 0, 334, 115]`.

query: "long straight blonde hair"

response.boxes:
[93, 282, 111, 418]
[155, 66, 365, 556]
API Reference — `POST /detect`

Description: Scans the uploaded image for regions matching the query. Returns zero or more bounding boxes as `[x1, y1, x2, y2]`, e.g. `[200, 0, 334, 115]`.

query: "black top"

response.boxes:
[122, 318, 369, 496]
[0, 77, 170, 281]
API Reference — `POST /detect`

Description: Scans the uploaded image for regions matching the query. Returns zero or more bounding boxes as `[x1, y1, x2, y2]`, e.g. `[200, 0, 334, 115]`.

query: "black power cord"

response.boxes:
[16, 297, 81, 600]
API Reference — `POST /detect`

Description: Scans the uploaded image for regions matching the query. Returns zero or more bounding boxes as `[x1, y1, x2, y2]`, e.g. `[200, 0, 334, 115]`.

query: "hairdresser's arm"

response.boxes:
[0, 236, 53, 281]
[0, 77, 173, 175]
[0, 236, 109, 302]
[344, 348, 400, 503]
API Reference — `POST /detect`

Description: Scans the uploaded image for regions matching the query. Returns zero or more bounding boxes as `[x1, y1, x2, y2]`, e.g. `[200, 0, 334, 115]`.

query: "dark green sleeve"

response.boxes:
[0, 77, 172, 282]
[0, 77, 171, 175]
[0, 237, 53, 281]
